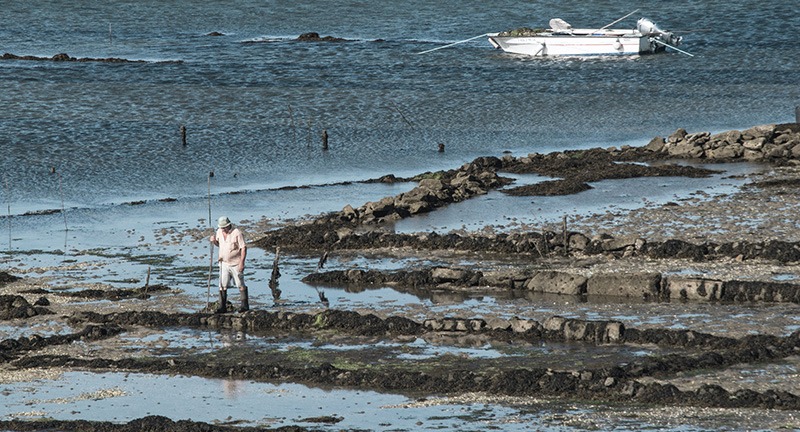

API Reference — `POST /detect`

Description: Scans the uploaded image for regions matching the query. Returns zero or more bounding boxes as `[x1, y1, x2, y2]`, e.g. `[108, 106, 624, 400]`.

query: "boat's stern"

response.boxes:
[487, 33, 501, 49]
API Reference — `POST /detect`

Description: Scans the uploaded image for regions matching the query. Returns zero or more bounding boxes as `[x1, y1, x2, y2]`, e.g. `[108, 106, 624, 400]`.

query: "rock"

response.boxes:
[423, 319, 443, 331]
[0, 295, 47, 319]
[743, 137, 767, 150]
[668, 142, 705, 158]
[0, 272, 21, 285]
[543, 316, 567, 332]
[296, 32, 346, 42]
[665, 277, 723, 301]
[709, 129, 742, 145]
[418, 178, 445, 192]
[706, 143, 743, 159]
[743, 149, 763, 161]
[340, 204, 358, 221]
[335, 227, 353, 240]
[525, 271, 587, 295]
[601, 235, 640, 252]
[509, 317, 537, 333]
[774, 132, 797, 145]
[645, 136, 666, 152]
[685, 131, 710, 145]
[406, 200, 432, 215]
[486, 318, 511, 330]
[742, 124, 775, 140]
[563, 319, 590, 341]
[364, 197, 396, 218]
[667, 128, 687, 143]
[431, 267, 467, 283]
[764, 143, 789, 158]
[568, 233, 590, 251]
[52, 53, 72, 61]
[587, 272, 662, 299]
[603, 321, 625, 343]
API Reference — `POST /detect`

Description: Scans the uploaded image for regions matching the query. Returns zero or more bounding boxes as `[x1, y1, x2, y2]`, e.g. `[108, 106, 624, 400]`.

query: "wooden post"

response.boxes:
[143, 266, 151, 296]
[562, 215, 569, 256]
[269, 247, 282, 300]
[321, 129, 329, 150]
[180, 125, 187, 146]
[796, 105, 800, 124]
[288, 105, 297, 147]
[316, 251, 329, 272]
[539, 227, 549, 256]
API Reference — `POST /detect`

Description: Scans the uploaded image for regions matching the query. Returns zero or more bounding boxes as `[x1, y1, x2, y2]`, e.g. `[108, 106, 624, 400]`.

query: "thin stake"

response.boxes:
[143, 266, 151, 296]
[316, 251, 329, 272]
[417, 33, 490, 55]
[57, 172, 67, 231]
[288, 104, 297, 147]
[207, 172, 214, 307]
[3, 177, 10, 252]
[269, 246, 282, 300]
[306, 118, 312, 147]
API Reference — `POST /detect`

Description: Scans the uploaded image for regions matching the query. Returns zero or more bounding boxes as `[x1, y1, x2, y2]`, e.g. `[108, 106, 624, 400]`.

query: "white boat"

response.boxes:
[487, 17, 683, 57]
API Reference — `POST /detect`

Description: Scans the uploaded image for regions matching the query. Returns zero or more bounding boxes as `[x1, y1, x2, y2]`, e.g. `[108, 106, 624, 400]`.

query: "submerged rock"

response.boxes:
[296, 32, 347, 42]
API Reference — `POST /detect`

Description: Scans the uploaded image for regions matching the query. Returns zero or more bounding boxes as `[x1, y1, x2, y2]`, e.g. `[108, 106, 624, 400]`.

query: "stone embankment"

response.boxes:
[302, 266, 800, 303]
[644, 123, 800, 162]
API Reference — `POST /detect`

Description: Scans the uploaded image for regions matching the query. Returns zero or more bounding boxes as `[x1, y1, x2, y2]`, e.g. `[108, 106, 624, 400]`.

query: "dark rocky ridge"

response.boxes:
[1, 52, 182, 63]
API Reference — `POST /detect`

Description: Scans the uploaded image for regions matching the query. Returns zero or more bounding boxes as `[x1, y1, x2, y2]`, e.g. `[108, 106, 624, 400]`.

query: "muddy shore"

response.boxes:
[2, 123, 800, 430]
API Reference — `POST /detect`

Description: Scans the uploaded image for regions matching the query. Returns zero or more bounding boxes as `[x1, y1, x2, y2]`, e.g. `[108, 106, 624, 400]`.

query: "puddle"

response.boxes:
[392, 163, 758, 234]
[645, 356, 800, 395]
[2, 371, 796, 431]
[112, 327, 675, 372]
[0, 371, 606, 431]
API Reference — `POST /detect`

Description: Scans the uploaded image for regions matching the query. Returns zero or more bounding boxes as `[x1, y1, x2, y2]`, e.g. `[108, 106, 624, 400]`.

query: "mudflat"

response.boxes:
[2, 124, 800, 431]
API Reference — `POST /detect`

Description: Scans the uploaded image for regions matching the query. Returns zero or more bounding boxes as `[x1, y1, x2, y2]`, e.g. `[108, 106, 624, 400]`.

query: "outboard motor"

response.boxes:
[637, 17, 681, 46]
[549, 18, 573, 32]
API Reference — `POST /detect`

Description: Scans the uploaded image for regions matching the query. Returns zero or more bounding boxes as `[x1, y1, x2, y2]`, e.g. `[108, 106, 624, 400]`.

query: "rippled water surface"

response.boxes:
[2, 0, 799, 212]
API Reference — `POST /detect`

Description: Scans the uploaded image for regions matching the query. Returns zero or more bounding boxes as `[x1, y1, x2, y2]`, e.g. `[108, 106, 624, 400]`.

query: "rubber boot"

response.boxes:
[238, 286, 249, 313]
[215, 289, 227, 314]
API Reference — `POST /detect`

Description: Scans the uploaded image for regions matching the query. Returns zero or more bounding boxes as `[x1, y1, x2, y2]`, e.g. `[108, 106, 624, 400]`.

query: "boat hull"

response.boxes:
[488, 34, 661, 56]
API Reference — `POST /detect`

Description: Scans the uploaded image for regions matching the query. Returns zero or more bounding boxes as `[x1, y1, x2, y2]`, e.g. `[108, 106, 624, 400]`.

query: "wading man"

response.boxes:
[209, 216, 249, 313]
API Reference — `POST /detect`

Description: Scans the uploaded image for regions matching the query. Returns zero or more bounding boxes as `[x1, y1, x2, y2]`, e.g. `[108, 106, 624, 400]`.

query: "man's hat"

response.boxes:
[217, 216, 232, 228]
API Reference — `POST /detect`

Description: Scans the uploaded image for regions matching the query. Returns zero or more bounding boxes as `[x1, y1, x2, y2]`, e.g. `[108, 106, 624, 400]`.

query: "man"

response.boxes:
[209, 216, 248, 313]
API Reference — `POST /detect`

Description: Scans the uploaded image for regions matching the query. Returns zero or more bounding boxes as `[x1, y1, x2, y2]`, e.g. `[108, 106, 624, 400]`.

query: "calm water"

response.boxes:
[2, 0, 798, 213]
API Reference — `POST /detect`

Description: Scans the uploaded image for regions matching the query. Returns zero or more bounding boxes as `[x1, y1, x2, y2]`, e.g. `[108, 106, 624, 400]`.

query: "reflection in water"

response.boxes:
[222, 379, 245, 400]
[220, 330, 247, 347]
